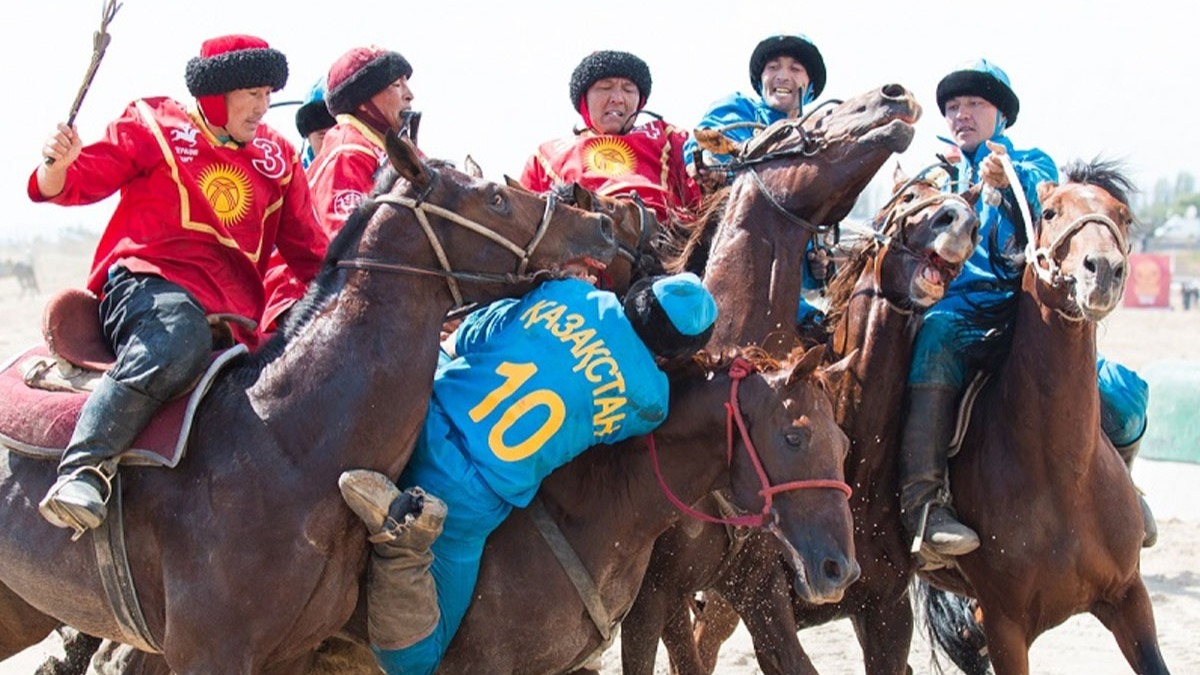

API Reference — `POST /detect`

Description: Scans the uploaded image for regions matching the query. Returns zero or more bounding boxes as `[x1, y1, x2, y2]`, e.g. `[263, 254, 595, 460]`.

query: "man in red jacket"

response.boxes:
[519, 50, 700, 225]
[32, 34, 328, 537]
[261, 45, 415, 331]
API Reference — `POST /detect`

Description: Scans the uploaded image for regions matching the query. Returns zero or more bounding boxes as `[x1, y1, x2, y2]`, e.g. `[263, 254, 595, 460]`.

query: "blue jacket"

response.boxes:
[932, 135, 1058, 315]
[683, 91, 788, 169]
[431, 278, 669, 506]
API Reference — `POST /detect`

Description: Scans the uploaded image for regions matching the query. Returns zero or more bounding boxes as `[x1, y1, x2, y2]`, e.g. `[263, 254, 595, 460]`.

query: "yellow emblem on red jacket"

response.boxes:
[197, 164, 253, 226]
[584, 137, 637, 178]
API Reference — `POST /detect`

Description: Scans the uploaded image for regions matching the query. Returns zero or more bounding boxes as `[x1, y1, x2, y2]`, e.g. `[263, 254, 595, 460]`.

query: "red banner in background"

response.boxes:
[1124, 253, 1172, 308]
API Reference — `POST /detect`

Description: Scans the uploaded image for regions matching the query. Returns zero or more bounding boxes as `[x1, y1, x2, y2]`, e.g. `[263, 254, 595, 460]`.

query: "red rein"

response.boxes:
[649, 357, 852, 528]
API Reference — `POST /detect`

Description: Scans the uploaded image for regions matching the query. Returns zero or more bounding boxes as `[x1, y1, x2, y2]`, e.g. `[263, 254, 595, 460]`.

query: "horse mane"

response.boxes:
[821, 236, 881, 331]
[1061, 157, 1136, 207]
[662, 187, 732, 275]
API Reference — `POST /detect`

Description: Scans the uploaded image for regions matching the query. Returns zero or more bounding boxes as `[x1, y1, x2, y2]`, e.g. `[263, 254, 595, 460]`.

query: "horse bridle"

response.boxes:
[336, 167, 562, 308]
[647, 357, 852, 529]
[611, 191, 654, 265]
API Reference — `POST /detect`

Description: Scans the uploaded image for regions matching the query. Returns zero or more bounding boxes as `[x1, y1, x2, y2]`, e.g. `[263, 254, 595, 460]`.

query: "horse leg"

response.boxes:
[1091, 580, 1171, 674]
[977, 610, 1031, 675]
[0, 581, 59, 660]
[660, 602, 706, 675]
[691, 593, 740, 673]
[724, 573, 819, 675]
[852, 596, 915, 675]
[620, 580, 676, 675]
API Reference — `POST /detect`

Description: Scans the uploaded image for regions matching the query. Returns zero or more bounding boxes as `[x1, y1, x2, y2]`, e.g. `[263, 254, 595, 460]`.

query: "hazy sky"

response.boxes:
[3, 0, 1196, 241]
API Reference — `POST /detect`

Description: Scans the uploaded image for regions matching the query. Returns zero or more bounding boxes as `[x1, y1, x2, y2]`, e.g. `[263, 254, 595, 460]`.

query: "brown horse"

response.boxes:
[0, 134, 617, 675]
[622, 167, 980, 675]
[676, 84, 923, 355]
[921, 160, 1170, 674]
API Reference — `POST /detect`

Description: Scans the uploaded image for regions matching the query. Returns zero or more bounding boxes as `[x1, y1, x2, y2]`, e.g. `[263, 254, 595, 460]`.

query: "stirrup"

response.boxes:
[40, 465, 115, 541]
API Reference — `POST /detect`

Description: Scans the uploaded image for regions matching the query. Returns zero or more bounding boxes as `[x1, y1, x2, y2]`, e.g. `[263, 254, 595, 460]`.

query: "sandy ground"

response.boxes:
[1, 245, 1198, 674]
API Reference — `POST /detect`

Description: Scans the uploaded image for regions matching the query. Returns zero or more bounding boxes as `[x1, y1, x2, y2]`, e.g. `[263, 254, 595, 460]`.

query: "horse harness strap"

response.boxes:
[527, 495, 615, 642]
[648, 358, 853, 529]
[746, 167, 832, 235]
[349, 184, 560, 307]
[93, 473, 162, 653]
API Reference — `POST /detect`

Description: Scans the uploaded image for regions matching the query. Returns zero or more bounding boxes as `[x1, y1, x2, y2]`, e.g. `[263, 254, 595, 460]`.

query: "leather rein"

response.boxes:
[648, 357, 852, 528]
[336, 167, 561, 308]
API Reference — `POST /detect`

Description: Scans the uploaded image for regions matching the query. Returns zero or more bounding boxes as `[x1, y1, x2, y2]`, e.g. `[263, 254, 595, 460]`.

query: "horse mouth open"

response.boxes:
[911, 254, 962, 306]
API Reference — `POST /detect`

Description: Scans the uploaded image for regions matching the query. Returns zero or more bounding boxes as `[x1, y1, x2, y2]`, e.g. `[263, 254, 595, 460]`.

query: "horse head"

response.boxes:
[726, 347, 859, 604]
[362, 135, 619, 305]
[504, 177, 662, 294]
[736, 83, 922, 226]
[1030, 160, 1134, 322]
[875, 164, 980, 309]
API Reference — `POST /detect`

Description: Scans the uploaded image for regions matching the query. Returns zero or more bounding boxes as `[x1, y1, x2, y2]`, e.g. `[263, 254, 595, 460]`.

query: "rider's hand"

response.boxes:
[807, 247, 834, 284]
[36, 123, 82, 198]
[978, 140, 1010, 190]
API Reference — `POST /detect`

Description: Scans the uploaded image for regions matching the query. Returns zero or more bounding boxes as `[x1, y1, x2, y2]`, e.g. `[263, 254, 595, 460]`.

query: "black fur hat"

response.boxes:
[569, 50, 652, 110]
[184, 34, 288, 97]
[326, 47, 413, 116]
[748, 34, 826, 100]
[936, 59, 1020, 127]
[296, 98, 335, 137]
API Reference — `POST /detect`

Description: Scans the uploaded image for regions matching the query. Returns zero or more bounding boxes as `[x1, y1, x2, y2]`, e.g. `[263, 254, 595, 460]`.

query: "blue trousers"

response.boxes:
[372, 406, 513, 675]
[910, 311, 1148, 446]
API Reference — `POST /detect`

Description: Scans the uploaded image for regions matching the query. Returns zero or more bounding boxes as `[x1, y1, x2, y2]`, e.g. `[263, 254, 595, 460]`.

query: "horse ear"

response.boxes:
[503, 175, 527, 191]
[893, 162, 908, 185]
[786, 345, 828, 386]
[694, 128, 739, 157]
[1036, 180, 1059, 206]
[572, 183, 595, 211]
[385, 133, 430, 186]
[822, 348, 860, 386]
[463, 154, 483, 179]
[963, 182, 983, 207]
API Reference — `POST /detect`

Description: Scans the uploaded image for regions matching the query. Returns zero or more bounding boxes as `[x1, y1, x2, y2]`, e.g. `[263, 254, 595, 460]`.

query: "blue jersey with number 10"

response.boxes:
[431, 278, 669, 506]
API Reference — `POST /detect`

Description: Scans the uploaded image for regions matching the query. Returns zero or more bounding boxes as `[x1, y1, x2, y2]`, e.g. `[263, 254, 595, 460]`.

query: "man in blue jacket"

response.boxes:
[339, 272, 718, 675]
[900, 59, 1153, 558]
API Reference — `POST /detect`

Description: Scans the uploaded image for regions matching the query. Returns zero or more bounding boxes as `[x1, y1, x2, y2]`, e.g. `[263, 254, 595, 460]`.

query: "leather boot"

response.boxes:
[39, 375, 160, 537]
[339, 470, 447, 650]
[1114, 437, 1157, 549]
[900, 386, 980, 557]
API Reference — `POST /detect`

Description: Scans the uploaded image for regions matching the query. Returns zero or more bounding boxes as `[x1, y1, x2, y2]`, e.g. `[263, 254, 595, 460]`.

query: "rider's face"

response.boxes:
[222, 87, 272, 143]
[761, 55, 810, 114]
[365, 76, 414, 133]
[585, 77, 640, 134]
[944, 95, 1000, 153]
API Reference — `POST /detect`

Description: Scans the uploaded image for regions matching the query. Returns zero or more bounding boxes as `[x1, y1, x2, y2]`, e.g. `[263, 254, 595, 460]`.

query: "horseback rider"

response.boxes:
[294, 76, 336, 169]
[31, 34, 328, 536]
[899, 58, 1154, 558]
[338, 272, 718, 675]
[261, 45, 417, 332]
[682, 34, 833, 335]
[519, 50, 701, 225]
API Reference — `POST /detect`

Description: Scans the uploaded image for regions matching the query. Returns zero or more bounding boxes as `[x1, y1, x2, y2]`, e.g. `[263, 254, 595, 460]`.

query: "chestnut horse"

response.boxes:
[920, 160, 1170, 674]
[623, 167, 980, 675]
[617, 85, 922, 673]
[0, 134, 617, 675]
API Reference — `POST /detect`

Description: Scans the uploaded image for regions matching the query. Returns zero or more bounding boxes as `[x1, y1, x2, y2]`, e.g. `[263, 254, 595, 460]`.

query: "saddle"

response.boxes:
[0, 288, 248, 467]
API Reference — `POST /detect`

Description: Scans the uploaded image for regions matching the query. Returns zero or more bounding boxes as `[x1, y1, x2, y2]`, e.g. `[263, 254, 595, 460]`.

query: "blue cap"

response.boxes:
[651, 272, 717, 337]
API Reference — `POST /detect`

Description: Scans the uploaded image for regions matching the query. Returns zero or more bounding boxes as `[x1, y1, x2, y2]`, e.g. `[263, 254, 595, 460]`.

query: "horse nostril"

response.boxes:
[598, 215, 614, 242]
[822, 558, 843, 581]
[1083, 254, 1098, 274]
[1114, 263, 1126, 280]
[881, 83, 906, 99]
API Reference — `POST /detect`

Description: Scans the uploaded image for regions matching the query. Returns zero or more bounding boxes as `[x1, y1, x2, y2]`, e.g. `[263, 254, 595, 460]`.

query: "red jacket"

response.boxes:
[260, 115, 389, 332]
[519, 120, 700, 223]
[28, 97, 327, 347]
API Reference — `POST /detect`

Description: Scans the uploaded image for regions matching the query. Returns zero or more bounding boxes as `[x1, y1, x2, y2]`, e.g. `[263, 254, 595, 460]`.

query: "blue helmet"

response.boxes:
[624, 273, 718, 360]
[749, 34, 826, 103]
[936, 58, 1020, 128]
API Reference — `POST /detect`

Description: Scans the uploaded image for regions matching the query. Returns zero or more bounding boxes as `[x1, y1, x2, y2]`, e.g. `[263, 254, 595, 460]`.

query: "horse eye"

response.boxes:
[1043, 208, 1057, 220]
[901, 191, 916, 203]
[785, 430, 809, 447]
[490, 192, 506, 209]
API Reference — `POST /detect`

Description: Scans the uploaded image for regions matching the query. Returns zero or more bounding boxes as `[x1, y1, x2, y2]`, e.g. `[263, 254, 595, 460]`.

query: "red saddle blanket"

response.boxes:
[0, 345, 246, 467]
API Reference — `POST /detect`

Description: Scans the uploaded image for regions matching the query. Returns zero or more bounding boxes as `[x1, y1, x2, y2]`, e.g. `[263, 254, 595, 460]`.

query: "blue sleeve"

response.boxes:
[1010, 146, 1059, 220]
[452, 297, 521, 357]
[684, 92, 763, 167]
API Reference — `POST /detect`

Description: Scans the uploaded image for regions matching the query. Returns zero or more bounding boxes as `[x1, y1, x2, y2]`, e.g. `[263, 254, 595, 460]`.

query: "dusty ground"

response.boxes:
[1, 244, 1197, 674]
